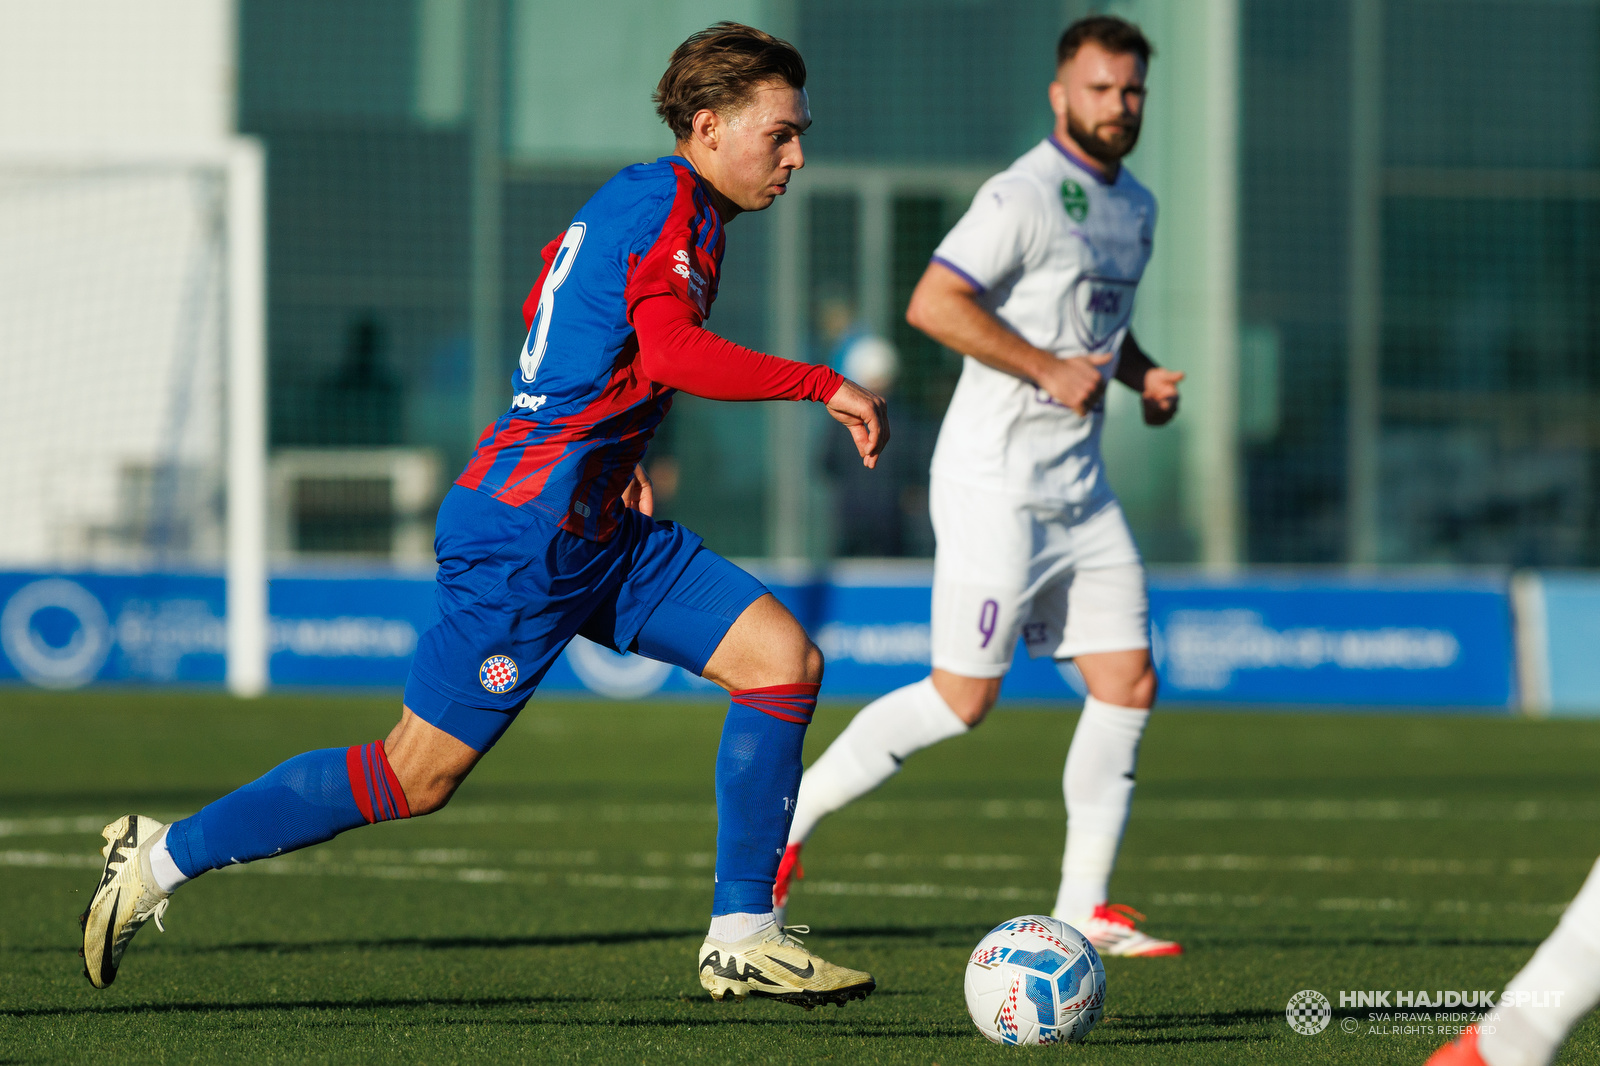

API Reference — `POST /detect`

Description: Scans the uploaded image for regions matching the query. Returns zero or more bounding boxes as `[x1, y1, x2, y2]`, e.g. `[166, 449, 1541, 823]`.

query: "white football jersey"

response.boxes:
[928, 136, 1156, 506]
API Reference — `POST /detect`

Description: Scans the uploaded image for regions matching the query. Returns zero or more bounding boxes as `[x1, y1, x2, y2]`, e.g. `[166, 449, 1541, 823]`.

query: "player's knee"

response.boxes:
[395, 770, 463, 817]
[757, 611, 823, 686]
[952, 689, 999, 727]
[1126, 663, 1158, 709]
[799, 638, 825, 686]
[934, 673, 1002, 726]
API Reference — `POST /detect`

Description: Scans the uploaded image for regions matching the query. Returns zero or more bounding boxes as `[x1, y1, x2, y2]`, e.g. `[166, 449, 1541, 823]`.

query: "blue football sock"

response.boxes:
[712, 683, 817, 917]
[163, 741, 410, 879]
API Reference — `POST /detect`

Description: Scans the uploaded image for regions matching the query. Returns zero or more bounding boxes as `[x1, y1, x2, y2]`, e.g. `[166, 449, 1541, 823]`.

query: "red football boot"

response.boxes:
[1425, 1025, 1487, 1066]
[1076, 903, 1183, 957]
[773, 843, 804, 924]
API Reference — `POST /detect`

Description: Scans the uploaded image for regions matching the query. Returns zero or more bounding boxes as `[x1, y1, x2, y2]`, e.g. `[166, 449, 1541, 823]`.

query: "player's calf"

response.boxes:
[81, 737, 422, 986]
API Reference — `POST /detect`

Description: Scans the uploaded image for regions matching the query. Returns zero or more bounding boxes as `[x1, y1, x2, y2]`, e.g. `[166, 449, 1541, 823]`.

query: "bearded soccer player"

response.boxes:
[775, 16, 1184, 957]
[80, 23, 884, 1008]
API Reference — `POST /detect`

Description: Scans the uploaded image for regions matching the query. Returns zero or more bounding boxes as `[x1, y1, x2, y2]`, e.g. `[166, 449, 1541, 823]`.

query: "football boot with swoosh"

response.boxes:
[79, 814, 172, 988]
[697, 923, 876, 1009]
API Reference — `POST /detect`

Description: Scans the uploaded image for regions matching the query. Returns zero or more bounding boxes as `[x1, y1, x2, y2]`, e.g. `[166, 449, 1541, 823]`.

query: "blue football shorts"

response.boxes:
[404, 485, 768, 751]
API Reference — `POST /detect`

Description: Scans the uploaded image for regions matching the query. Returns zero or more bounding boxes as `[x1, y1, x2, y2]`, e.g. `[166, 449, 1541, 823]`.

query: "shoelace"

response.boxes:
[771, 923, 810, 948]
[138, 897, 170, 933]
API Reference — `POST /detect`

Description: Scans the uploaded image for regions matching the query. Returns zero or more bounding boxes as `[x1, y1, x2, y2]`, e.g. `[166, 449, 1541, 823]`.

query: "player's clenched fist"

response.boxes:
[620, 463, 654, 515]
[825, 378, 890, 468]
[1036, 351, 1114, 416]
[1139, 367, 1183, 425]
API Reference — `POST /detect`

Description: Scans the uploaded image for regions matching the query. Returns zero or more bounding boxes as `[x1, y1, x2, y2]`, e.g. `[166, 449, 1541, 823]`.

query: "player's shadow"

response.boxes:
[1090, 1008, 1283, 1046]
[1, 993, 603, 1020]
[150, 923, 996, 957]
[5, 995, 955, 1035]
[160, 927, 703, 956]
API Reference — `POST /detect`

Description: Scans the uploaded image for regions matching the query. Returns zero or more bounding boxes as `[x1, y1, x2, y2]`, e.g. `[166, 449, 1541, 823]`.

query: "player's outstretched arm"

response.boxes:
[634, 293, 888, 465]
[1114, 332, 1183, 426]
[634, 293, 841, 402]
[906, 261, 1109, 416]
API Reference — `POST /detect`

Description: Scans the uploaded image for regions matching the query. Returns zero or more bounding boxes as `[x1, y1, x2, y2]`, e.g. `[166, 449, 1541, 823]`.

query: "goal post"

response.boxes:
[225, 139, 267, 697]
[0, 139, 268, 694]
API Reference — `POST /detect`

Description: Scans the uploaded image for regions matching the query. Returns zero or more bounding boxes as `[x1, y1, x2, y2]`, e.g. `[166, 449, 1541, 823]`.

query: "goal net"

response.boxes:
[0, 143, 266, 692]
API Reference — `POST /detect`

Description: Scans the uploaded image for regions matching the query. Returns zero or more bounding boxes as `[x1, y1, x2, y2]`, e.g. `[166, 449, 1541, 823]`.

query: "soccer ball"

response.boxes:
[965, 915, 1105, 1045]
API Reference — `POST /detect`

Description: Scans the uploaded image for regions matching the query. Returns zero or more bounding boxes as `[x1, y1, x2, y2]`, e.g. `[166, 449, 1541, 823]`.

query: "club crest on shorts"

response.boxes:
[479, 655, 518, 693]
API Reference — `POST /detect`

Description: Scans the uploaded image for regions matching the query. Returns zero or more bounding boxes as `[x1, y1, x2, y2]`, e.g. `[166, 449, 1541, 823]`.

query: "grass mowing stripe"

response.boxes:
[6, 849, 1573, 919]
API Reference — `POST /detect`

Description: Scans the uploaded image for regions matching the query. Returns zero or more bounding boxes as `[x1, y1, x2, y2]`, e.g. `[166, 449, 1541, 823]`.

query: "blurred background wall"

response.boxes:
[7, 0, 1600, 572]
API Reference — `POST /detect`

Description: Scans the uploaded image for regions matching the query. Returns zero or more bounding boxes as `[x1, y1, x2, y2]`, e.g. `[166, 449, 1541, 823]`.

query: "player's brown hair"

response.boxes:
[1056, 14, 1153, 68]
[654, 22, 807, 142]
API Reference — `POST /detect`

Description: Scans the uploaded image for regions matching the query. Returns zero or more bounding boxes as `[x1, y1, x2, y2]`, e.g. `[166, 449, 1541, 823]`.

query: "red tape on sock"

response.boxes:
[731, 682, 820, 724]
[345, 740, 412, 824]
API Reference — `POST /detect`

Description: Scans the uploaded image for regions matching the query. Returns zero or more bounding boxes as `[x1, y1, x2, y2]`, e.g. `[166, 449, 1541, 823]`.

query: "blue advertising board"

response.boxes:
[1144, 572, 1513, 707]
[0, 566, 1515, 708]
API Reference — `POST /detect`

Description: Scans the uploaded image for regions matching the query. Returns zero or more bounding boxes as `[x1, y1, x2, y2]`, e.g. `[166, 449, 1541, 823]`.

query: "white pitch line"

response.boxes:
[1130, 855, 1586, 876]
[0, 815, 124, 839]
[6, 798, 1599, 839]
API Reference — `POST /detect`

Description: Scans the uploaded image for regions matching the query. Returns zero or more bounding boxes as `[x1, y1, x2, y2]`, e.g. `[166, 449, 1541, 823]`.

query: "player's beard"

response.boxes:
[1066, 110, 1140, 166]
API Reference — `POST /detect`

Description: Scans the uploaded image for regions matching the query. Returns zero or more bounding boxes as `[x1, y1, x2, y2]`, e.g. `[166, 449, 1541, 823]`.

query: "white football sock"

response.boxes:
[1053, 695, 1149, 923]
[708, 911, 775, 943]
[1480, 855, 1600, 1066]
[147, 827, 190, 894]
[787, 677, 969, 845]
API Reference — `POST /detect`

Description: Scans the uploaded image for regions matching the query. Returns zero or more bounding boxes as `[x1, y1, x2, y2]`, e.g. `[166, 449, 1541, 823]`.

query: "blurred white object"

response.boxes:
[840, 334, 899, 394]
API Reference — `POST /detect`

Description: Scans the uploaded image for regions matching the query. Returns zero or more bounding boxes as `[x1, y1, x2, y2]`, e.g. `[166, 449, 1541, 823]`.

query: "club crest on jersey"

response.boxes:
[479, 655, 518, 694]
[1060, 180, 1089, 222]
[1067, 273, 1139, 352]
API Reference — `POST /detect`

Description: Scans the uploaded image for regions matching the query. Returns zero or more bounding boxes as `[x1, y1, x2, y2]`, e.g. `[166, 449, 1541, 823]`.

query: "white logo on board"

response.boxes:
[0, 579, 112, 689]
[563, 636, 673, 700]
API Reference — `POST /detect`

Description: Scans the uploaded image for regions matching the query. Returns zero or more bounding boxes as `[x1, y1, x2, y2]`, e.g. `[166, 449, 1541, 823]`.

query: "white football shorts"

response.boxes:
[929, 477, 1148, 678]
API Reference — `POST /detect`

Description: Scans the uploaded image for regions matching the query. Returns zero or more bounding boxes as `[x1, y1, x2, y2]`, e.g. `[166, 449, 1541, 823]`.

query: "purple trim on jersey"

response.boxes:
[1048, 134, 1118, 187]
[930, 255, 988, 295]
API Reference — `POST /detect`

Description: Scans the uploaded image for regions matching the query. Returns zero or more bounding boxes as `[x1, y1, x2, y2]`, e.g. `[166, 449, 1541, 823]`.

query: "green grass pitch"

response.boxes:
[4, 690, 1600, 1064]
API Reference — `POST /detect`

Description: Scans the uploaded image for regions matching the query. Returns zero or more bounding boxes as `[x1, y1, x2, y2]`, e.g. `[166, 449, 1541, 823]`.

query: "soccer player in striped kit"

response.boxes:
[776, 15, 1185, 957]
[80, 22, 883, 1008]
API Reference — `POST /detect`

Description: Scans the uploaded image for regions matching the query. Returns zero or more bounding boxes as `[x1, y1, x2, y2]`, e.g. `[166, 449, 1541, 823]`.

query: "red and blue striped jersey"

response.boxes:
[456, 155, 724, 541]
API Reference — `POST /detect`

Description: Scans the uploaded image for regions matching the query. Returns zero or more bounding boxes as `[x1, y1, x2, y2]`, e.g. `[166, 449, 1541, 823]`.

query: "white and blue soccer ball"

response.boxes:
[965, 915, 1106, 1045]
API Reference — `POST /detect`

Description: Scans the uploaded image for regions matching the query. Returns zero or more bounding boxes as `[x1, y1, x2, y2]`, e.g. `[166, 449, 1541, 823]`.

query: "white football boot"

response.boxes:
[697, 923, 876, 1009]
[1066, 904, 1183, 957]
[80, 815, 172, 988]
